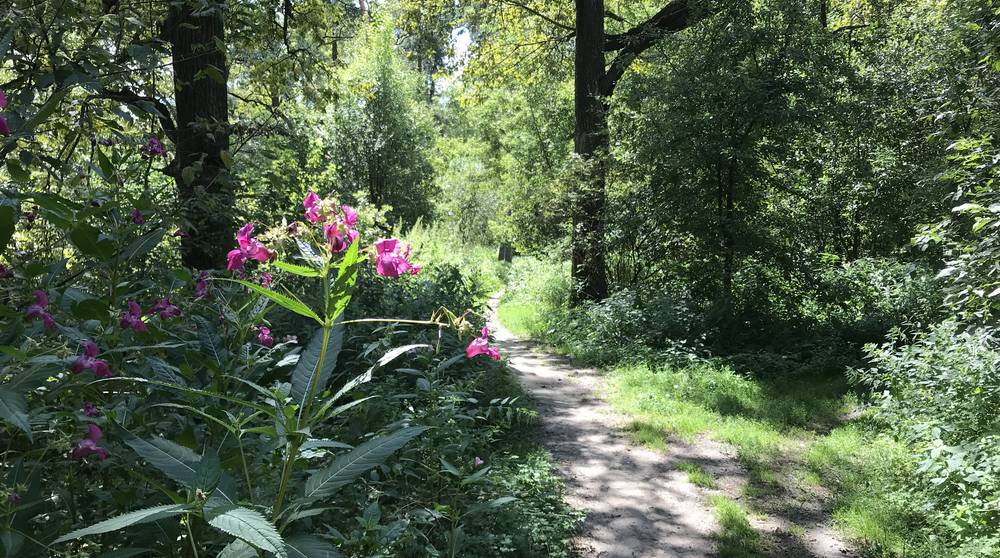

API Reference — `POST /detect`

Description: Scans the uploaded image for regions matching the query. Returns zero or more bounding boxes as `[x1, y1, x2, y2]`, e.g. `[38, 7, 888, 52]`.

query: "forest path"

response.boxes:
[488, 296, 857, 558]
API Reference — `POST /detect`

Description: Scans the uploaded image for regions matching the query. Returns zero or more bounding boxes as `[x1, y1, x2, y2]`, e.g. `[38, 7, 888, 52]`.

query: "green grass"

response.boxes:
[496, 302, 546, 338]
[710, 495, 763, 558]
[678, 462, 718, 489]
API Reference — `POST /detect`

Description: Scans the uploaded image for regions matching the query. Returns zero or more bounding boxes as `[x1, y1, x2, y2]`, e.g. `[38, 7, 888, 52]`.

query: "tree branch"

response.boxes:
[604, 0, 691, 52]
[500, 0, 574, 33]
[93, 88, 178, 144]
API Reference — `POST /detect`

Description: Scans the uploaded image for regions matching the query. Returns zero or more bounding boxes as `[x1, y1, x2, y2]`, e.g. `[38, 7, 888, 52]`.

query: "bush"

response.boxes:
[856, 320, 1000, 552]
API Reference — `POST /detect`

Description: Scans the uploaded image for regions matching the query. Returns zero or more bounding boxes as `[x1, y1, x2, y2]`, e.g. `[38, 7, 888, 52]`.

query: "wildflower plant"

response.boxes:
[0, 189, 502, 556]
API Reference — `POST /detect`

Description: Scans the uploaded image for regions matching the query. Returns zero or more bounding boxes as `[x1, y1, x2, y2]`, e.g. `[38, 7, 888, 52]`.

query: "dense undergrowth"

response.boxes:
[498, 256, 998, 558]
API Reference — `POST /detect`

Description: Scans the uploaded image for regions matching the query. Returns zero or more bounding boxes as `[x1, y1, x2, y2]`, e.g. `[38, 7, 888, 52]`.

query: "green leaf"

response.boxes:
[230, 280, 322, 324]
[123, 433, 199, 487]
[291, 322, 345, 410]
[217, 539, 257, 558]
[329, 241, 361, 318]
[96, 149, 115, 181]
[0, 388, 30, 438]
[304, 426, 429, 500]
[205, 506, 285, 557]
[23, 89, 70, 131]
[285, 535, 345, 558]
[70, 223, 115, 260]
[53, 504, 189, 544]
[273, 260, 323, 278]
[192, 315, 225, 366]
[4, 160, 28, 182]
[196, 449, 222, 493]
[0, 204, 15, 252]
[116, 228, 165, 262]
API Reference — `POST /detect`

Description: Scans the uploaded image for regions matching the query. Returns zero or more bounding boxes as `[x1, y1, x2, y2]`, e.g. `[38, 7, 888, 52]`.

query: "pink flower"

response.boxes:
[303, 192, 323, 223]
[374, 239, 419, 278]
[72, 424, 108, 461]
[227, 223, 274, 271]
[0, 90, 9, 136]
[140, 136, 167, 157]
[130, 208, 144, 225]
[173, 229, 191, 239]
[473, 456, 485, 468]
[286, 221, 301, 236]
[194, 271, 210, 299]
[256, 326, 274, 348]
[341, 204, 358, 226]
[71, 341, 113, 378]
[466, 327, 500, 361]
[260, 271, 273, 289]
[150, 297, 181, 320]
[24, 290, 55, 331]
[82, 402, 100, 417]
[119, 301, 147, 332]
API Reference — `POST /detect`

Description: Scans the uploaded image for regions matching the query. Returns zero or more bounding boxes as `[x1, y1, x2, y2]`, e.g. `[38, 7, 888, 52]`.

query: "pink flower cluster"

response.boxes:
[374, 238, 419, 278]
[71, 341, 113, 378]
[303, 192, 361, 253]
[72, 424, 108, 461]
[0, 90, 9, 136]
[131, 208, 144, 225]
[140, 136, 167, 157]
[256, 326, 274, 347]
[227, 223, 274, 271]
[465, 327, 500, 361]
[151, 297, 181, 320]
[24, 290, 55, 330]
[195, 271, 210, 298]
[120, 301, 147, 332]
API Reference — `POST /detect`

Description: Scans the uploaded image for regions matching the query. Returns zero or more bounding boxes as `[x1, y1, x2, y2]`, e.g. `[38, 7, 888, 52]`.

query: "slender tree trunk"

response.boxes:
[165, 1, 232, 270]
[571, 0, 610, 303]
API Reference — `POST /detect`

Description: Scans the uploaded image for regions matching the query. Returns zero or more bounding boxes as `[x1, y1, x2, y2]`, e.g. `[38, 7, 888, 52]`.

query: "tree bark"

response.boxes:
[571, 0, 611, 303]
[164, 1, 232, 270]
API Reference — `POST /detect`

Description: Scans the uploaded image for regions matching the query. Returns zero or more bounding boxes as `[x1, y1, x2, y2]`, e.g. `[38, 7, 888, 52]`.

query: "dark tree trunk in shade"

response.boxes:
[164, 1, 232, 270]
[569, 0, 699, 303]
[571, 0, 611, 303]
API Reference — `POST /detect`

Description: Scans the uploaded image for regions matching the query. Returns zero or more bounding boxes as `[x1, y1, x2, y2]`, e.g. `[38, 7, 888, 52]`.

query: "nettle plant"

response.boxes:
[0, 187, 503, 557]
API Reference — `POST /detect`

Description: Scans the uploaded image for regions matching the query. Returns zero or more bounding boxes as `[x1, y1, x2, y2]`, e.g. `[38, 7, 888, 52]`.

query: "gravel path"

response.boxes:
[489, 297, 857, 558]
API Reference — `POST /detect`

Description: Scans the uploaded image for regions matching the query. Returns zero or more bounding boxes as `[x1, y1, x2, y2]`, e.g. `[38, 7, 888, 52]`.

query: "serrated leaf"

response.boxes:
[196, 449, 222, 493]
[304, 426, 429, 500]
[218, 539, 257, 558]
[273, 260, 323, 277]
[116, 228, 165, 262]
[205, 506, 285, 557]
[53, 504, 188, 543]
[123, 433, 198, 487]
[0, 388, 30, 438]
[231, 280, 322, 323]
[291, 321, 344, 411]
[192, 315, 225, 366]
[285, 535, 345, 558]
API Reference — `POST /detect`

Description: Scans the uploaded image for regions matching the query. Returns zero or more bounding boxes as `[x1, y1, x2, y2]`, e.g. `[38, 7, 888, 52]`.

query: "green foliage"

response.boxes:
[709, 495, 762, 558]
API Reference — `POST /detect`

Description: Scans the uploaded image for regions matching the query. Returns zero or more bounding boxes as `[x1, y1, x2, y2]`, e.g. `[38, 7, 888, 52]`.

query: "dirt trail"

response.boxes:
[489, 298, 856, 558]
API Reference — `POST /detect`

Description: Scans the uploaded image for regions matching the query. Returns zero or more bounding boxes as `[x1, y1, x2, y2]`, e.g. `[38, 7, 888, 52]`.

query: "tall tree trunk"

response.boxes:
[165, 1, 232, 270]
[571, 0, 610, 303]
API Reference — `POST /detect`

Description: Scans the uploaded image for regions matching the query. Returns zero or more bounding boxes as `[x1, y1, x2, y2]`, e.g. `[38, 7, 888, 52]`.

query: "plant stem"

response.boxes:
[186, 516, 200, 558]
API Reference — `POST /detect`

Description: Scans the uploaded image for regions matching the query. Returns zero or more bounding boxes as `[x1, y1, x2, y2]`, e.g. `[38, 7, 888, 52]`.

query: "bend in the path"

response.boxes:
[492, 312, 721, 558]
[490, 295, 859, 558]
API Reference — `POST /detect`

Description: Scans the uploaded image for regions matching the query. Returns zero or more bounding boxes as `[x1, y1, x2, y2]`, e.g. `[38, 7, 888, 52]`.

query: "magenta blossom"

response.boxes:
[71, 341, 113, 378]
[0, 264, 12, 279]
[286, 221, 301, 236]
[303, 192, 323, 223]
[260, 271, 273, 289]
[466, 327, 500, 361]
[173, 229, 191, 239]
[150, 297, 181, 320]
[256, 326, 274, 348]
[473, 456, 485, 468]
[119, 301, 147, 332]
[374, 238, 419, 278]
[0, 89, 9, 136]
[194, 271, 210, 299]
[140, 136, 167, 157]
[82, 402, 100, 417]
[130, 208, 144, 225]
[72, 424, 108, 461]
[227, 223, 274, 271]
[24, 290, 55, 331]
